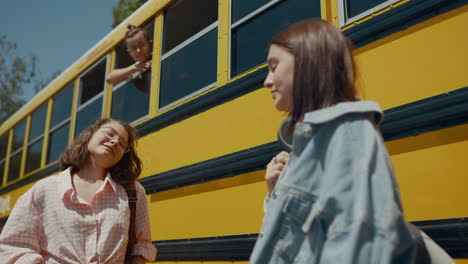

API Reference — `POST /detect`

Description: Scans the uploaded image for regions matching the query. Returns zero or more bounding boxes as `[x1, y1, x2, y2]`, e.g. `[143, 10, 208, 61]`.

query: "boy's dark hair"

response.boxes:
[59, 118, 142, 185]
[271, 18, 358, 129]
[125, 24, 150, 40]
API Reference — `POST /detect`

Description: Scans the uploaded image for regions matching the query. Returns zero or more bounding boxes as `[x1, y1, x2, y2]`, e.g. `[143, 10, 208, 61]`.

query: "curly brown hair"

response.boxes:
[59, 118, 142, 186]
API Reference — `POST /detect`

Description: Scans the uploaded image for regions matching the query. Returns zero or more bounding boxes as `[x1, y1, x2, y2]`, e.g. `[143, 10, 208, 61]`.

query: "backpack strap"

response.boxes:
[408, 223, 431, 263]
[125, 182, 137, 263]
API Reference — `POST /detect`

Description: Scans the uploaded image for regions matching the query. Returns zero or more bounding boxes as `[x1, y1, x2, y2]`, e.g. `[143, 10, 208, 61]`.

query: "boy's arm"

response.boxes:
[106, 64, 139, 85]
[106, 60, 151, 85]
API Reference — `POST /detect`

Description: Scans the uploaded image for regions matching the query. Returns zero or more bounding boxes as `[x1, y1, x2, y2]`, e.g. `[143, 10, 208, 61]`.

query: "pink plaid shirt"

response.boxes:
[0, 168, 157, 263]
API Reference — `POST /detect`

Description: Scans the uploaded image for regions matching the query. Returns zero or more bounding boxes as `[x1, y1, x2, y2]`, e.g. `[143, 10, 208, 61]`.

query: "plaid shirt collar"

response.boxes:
[58, 167, 119, 202]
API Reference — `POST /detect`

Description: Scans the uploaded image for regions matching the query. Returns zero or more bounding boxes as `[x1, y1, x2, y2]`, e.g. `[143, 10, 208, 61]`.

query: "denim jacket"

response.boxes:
[250, 101, 416, 263]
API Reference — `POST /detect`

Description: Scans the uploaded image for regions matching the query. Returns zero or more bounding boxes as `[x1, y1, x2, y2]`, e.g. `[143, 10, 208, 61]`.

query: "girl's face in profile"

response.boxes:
[264, 44, 294, 112]
[126, 31, 152, 63]
[87, 121, 129, 168]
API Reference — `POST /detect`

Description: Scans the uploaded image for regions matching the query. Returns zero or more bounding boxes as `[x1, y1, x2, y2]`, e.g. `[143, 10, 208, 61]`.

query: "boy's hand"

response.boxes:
[134, 60, 152, 72]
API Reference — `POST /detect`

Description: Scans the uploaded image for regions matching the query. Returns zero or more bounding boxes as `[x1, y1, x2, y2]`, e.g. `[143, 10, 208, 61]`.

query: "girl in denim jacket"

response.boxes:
[250, 18, 452, 263]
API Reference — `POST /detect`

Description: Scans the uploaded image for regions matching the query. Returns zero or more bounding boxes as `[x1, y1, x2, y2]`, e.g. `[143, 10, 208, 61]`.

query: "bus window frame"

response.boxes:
[74, 56, 108, 136]
[229, 0, 282, 79]
[158, 0, 219, 112]
[337, 0, 400, 28]
[24, 103, 48, 175]
[110, 79, 150, 125]
[0, 132, 9, 186]
[77, 56, 108, 109]
[158, 21, 218, 112]
[47, 117, 70, 164]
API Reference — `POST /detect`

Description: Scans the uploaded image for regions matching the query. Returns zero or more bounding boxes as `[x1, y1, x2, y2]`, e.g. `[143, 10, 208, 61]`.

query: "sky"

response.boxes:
[0, 0, 119, 102]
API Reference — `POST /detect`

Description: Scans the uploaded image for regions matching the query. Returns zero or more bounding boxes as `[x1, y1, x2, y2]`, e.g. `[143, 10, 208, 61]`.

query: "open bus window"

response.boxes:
[230, 0, 320, 77]
[338, 0, 399, 27]
[47, 83, 73, 164]
[0, 133, 8, 186]
[25, 103, 47, 174]
[110, 20, 154, 124]
[159, 0, 218, 110]
[8, 120, 26, 182]
[75, 58, 106, 137]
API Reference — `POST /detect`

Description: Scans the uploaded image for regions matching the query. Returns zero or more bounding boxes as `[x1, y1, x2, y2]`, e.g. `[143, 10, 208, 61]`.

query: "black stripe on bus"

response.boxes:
[412, 217, 468, 258]
[154, 234, 257, 261]
[382, 86, 468, 141]
[0, 217, 465, 258]
[140, 86, 468, 194]
[344, 0, 467, 48]
[152, 217, 468, 261]
[1, 86, 467, 195]
[139, 141, 282, 194]
[0, 163, 59, 196]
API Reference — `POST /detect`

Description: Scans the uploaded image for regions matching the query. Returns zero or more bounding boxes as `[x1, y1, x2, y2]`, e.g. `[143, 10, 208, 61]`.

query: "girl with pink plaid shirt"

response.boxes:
[0, 118, 156, 263]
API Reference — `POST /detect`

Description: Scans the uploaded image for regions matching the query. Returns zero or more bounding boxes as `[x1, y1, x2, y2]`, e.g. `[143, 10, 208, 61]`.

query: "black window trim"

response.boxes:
[77, 56, 108, 110]
[161, 21, 219, 60]
[110, 78, 150, 125]
[46, 119, 70, 165]
[50, 117, 71, 134]
[6, 150, 23, 183]
[27, 104, 48, 150]
[27, 134, 43, 147]
[230, 0, 283, 29]
[338, 0, 400, 27]
[229, 0, 317, 79]
[158, 21, 219, 112]
[159, 80, 217, 112]
[0, 132, 10, 165]
[76, 92, 104, 113]
[47, 87, 73, 165]
[229, 0, 281, 79]
[9, 148, 23, 159]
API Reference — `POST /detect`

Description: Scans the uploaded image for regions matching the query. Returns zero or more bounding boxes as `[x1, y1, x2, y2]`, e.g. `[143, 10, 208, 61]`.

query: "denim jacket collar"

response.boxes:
[277, 101, 383, 151]
[303, 101, 383, 125]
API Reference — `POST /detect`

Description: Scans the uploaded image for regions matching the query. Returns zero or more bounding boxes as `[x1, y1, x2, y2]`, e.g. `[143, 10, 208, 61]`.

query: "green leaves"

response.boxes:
[112, 0, 148, 28]
[0, 35, 33, 124]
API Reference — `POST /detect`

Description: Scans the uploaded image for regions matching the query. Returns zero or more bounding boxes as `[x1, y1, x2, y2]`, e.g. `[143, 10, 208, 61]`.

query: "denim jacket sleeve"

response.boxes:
[309, 114, 416, 263]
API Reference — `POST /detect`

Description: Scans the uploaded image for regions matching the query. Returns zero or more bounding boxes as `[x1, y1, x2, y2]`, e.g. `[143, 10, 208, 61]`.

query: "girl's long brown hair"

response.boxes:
[59, 118, 142, 186]
[271, 18, 358, 129]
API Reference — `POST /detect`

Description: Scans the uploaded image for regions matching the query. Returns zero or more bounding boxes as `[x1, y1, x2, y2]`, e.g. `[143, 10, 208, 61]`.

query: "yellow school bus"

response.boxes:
[0, 0, 467, 263]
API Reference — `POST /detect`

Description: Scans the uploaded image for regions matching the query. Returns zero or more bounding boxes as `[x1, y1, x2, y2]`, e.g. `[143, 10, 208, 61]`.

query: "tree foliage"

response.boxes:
[0, 35, 36, 124]
[112, 0, 148, 28]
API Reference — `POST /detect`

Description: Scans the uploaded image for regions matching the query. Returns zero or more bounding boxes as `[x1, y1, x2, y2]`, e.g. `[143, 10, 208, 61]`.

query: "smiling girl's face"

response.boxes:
[264, 44, 295, 112]
[87, 121, 129, 169]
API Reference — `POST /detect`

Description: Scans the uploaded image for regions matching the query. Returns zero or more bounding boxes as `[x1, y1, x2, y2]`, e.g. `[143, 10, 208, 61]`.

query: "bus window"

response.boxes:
[25, 103, 47, 174]
[75, 58, 106, 136]
[0, 133, 8, 185]
[338, 0, 399, 26]
[230, 0, 320, 77]
[159, 0, 218, 110]
[8, 120, 26, 182]
[231, 0, 271, 24]
[47, 83, 74, 164]
[110, 20, 154, 124]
